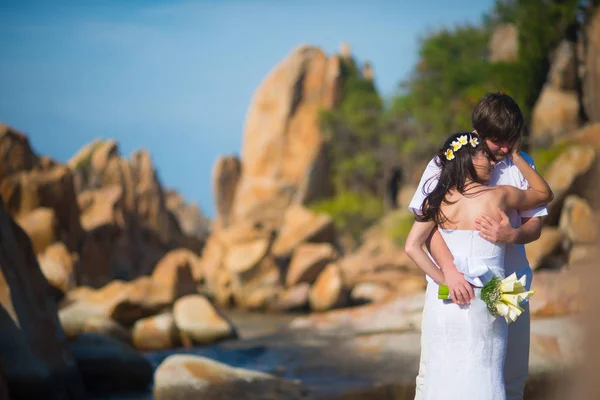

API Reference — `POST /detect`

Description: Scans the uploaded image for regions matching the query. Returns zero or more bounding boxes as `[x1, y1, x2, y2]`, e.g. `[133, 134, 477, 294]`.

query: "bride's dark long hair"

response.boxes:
[419, 132, 493, 225]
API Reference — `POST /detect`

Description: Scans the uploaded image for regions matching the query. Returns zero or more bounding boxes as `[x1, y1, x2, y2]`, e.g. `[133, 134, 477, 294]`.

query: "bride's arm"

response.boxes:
[499, 140, 554, 209]
[405, 219, 446, 285]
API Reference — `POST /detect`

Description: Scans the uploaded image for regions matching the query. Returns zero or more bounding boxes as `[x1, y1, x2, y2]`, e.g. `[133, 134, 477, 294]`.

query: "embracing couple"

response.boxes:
[405, 93, 554, 400]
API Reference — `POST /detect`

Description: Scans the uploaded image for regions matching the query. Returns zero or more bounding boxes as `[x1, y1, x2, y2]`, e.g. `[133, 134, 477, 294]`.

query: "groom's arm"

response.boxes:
[512, 217, 543, 244]
[476, 214, 542, 244]
[477, 152, 546, 244]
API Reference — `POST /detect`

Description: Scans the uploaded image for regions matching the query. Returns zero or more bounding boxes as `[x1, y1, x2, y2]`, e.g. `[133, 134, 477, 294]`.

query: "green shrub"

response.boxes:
[308, 190, 384, 242]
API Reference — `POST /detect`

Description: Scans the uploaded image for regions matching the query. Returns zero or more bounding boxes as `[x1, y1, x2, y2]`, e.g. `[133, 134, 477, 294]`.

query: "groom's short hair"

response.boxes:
[471, 92, 524, 143]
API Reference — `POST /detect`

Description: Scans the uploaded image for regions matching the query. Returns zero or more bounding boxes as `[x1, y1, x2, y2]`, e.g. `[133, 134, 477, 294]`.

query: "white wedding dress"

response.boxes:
[421, 229, 508, 400]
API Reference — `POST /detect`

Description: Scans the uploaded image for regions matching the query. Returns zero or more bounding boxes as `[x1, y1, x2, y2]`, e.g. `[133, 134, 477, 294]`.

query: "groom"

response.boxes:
[408, 92, 547, 400]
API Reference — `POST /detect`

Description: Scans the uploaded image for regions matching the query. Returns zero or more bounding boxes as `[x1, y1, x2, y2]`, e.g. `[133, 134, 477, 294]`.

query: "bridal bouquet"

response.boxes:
[437, 273, 535, 324]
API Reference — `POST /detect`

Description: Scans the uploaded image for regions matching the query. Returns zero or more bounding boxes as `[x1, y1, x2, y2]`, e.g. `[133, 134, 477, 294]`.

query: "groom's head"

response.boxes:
[471, 92, 524, 161]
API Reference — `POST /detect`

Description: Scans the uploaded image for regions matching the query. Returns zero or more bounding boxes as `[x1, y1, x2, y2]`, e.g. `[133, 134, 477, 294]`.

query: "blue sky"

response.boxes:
[0, 0, 494, 217]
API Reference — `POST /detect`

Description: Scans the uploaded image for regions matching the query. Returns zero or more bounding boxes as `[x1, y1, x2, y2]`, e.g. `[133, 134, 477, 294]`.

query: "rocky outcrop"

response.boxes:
[67, 139, 207, 286]
[0, 124, 208, 289]
[0, 195, 86, 399]
[229, 45, 345, 225]
[0, 127, 83, 258]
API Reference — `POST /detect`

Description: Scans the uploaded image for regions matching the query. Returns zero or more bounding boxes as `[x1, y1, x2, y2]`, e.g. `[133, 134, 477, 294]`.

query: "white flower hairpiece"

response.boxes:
[445, 134, 478, 161]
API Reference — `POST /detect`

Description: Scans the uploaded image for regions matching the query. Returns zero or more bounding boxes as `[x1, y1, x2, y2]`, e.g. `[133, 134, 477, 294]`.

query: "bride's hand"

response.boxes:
[444, 269, 475, 305]
[510, 138, 522, 159]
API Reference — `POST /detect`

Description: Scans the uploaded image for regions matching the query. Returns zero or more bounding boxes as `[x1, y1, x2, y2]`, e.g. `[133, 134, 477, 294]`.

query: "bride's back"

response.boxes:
[438, 185, 502, 231]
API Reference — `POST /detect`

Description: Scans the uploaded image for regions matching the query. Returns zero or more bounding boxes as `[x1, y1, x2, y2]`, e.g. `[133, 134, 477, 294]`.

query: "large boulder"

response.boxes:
[309, 263, 346, 312]
[151, 249, 200, 300]
[132, 312, 180, 351]
[231, 45, 342, 223]
[173, 295, 237, 346]
[0, 196, 86, 399]
[153, 354, 308, 400]
[272, 205, 336, 257]
[530, 85, 580, 143]
[286, 243, 337, 287]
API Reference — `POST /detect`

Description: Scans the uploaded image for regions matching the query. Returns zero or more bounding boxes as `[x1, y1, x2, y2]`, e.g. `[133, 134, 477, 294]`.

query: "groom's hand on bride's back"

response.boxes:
[443, 269, 475, 305]
[475, 208, 515, 244]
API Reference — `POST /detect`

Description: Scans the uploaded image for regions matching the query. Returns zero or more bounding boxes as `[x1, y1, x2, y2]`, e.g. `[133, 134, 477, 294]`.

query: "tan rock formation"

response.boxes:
[309, 263, 345, 312]
[133, 312, 180, 351]
[173, 295, 235, 346]
[286, 243, 337, 287]
[531, 85, 580, 142]
[545, 144, 595, 223]
[15, 207, 59, 254]
[272, 283, 310, 312]
[225, 238, 270, 275]
[109, 276, 173, 326]
[66, 138, 205, 286]
[231, 45, 342, 223]
[151, 249, 200, 300]
[559, 195, 598, 244]
[272, 205, 335, 257]
[37, 241, 77, 295]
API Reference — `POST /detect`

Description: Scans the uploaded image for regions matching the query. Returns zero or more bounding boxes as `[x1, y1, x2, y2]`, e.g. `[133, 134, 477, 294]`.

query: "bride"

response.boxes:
[404, 132, 553, 399]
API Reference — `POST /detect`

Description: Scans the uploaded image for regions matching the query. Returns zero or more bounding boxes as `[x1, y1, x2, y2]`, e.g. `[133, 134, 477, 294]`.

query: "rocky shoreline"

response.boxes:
[84, 305, 582, 400]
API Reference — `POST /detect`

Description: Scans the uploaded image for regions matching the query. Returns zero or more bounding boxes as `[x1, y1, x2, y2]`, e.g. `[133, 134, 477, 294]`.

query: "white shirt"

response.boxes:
[408, 152, 547, 286]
